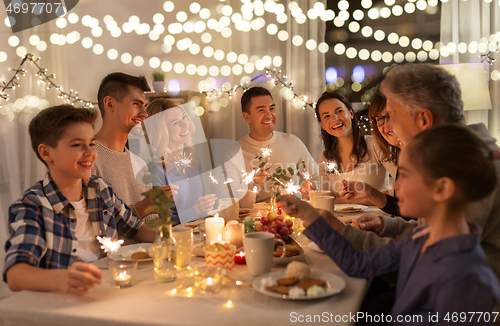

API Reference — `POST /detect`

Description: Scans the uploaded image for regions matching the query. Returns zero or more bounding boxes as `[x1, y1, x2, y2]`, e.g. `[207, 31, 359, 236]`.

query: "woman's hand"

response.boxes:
[338, 181, 371, 201]
[337, 181, 388, 208]
[299, 179, 316, 199]
[276, 195, 321, 225]
[198, 194, 217, 214]
[352, 214, 385, 234]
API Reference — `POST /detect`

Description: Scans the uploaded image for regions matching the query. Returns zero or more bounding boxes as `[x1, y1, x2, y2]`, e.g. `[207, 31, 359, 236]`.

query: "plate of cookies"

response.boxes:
[334, 204, 368, 213]
[253, 262, 346, 300]
[108, 243, 153, 262]
[273, 238, 306, 264]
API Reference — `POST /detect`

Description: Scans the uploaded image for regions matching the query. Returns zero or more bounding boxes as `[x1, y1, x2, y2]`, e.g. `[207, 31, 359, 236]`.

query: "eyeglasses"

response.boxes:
[371, 113, 390, 127]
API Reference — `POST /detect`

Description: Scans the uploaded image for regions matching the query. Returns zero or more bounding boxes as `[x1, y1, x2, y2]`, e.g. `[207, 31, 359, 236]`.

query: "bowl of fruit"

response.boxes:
[204, 243, 237, 271]
[255, 210, 305, 263]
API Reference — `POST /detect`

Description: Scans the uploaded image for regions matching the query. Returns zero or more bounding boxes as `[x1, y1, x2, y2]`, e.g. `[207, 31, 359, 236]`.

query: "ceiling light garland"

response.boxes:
[203, 68, 324, 110]
[0, 53, 97, 107]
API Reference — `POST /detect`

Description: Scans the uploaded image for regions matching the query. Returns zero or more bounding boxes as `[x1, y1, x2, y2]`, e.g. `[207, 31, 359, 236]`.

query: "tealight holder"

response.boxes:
[108, 260, 138, 289]
[198, 266, 225, 294]
[204, 244, 236, 271]
[234, 251, 246, 264]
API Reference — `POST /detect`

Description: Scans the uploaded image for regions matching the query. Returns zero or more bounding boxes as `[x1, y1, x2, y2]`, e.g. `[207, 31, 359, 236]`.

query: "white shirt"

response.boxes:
[71, 198, 100, 262]
[318, 136, 392, 195]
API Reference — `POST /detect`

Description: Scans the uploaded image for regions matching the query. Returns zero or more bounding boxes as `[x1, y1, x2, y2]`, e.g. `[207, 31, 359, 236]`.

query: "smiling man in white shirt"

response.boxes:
[227, 87, 317, 208]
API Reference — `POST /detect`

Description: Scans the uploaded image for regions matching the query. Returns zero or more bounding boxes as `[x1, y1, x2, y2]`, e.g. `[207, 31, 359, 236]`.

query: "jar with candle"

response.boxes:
[153, 223, 177, 283]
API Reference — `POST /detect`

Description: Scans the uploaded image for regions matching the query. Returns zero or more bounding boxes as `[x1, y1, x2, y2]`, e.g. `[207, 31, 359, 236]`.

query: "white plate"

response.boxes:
[334, 204, 368, 213]
[252, 270, 346, 300]
[108, 243, 153, 262]
[273, 238, 306, 264]
[308, 242, 324, 253]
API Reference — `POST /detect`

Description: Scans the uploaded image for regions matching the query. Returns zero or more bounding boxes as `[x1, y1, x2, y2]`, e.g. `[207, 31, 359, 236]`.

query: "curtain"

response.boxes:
[440, 0, 500, 144]
[0, 13, 70, 297]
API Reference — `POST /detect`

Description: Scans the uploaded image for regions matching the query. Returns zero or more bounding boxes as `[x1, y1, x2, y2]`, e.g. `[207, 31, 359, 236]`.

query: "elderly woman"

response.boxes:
[142, 98, 216, 223]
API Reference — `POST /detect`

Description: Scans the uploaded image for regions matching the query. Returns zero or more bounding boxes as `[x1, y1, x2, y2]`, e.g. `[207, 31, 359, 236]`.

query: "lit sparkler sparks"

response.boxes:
[96, 236, 123, 253]
[285, 182, 300, 194]
[209, 172, 219, 184]
[324, 161, 340, 175]
[302, 172, 311, 180]
[173, 151, 193, 174]
[242, 170, 256, 184]
[260, 147, 272, 158]
[223, 178, 234, 184]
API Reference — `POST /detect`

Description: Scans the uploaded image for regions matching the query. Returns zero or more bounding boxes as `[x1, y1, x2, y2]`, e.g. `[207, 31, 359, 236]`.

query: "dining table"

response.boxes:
[0, 206, 390, 326]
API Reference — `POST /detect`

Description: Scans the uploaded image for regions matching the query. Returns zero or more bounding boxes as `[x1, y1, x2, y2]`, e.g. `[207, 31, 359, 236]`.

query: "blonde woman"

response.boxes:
[143, 98, 216, 223]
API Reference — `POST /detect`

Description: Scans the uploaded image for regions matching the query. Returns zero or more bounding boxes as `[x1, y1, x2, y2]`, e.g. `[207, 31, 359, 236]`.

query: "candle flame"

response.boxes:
[226, 300, 232, 308]
[118, 272, 127, 280]
[96, 236, 123, 253]
[217, 233, 222, 242]
[207, 277, 213, 285]
[214, 213, 220, 220]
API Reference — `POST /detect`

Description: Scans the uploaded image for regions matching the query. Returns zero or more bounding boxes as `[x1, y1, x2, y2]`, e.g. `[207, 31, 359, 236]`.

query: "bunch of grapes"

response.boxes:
[256, 212, 293, 243]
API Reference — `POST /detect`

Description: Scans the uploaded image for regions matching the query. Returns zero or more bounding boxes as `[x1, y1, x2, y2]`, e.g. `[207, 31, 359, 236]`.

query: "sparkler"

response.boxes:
[285, 182, 300, 194]
[302, 172, 311, 180]
[324, 161, 340, 175]
[209, 172, 219, 184]
[242, 170, 256, 184]
[96, 236, 124, 253]
[261, 147, 272, 158]
[223, 178, 234, 184]
[173, 151, 193, 174]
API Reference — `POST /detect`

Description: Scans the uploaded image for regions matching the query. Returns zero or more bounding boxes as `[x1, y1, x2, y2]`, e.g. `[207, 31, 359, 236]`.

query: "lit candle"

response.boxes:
[234, 251, 246, 264]
[200, 276, 220, 293]
[113, 272, 132, 287]
[205, 213, 225, 245]
[211, 233, 228, 245]
[226, 223, 244, 248]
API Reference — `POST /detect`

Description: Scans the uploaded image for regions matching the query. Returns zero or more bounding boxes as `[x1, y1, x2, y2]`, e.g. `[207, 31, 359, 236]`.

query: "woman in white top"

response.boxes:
[302, 91, 392, 204]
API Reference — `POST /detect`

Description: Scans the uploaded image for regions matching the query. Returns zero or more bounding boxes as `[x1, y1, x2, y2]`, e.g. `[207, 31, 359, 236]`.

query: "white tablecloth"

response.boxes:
[0, 209, 386, 326]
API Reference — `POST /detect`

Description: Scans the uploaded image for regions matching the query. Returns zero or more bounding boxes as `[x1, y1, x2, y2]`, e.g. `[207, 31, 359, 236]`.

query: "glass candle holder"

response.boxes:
[199, 266, 224, 294]
[109, 260, 138, 289]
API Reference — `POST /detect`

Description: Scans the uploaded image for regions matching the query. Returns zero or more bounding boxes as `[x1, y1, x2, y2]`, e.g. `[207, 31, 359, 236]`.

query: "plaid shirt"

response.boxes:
[3, 173, 143, 281]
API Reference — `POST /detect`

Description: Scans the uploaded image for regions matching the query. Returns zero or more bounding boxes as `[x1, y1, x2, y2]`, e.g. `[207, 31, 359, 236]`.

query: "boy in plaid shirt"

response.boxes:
[4, 105, 155, 295]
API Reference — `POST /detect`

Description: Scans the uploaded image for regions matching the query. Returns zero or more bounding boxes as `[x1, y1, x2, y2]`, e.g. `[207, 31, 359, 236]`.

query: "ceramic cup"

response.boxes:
[313, 196, 335, 214]
[243, 232, 286, 276]
[309, 190, 332, 207]
[171, 227, 193, 267]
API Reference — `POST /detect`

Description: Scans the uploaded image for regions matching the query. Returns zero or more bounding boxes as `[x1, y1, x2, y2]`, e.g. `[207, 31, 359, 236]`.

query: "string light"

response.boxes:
[0, 54, 96, 107]
[202, 69, 316, 109]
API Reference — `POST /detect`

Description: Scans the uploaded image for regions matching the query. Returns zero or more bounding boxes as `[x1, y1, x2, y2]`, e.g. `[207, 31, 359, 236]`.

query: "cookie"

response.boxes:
[297, 278, 326, 291]
[341, 207, 362, 212]
[131, 251, 149, 260]
[276, 277, 298, 286]
[265, 285, 289, 295]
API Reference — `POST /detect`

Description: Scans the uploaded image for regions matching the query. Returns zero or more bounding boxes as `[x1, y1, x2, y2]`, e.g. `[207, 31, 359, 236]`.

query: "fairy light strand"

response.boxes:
[0, 53, 97, 107]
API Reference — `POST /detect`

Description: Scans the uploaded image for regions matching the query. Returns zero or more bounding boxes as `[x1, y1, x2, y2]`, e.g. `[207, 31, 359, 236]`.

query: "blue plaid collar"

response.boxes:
[41, 173, 98, 214]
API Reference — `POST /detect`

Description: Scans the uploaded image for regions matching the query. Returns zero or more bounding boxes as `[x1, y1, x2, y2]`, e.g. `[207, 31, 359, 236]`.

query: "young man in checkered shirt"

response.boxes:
[3, 105, 155, 295]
